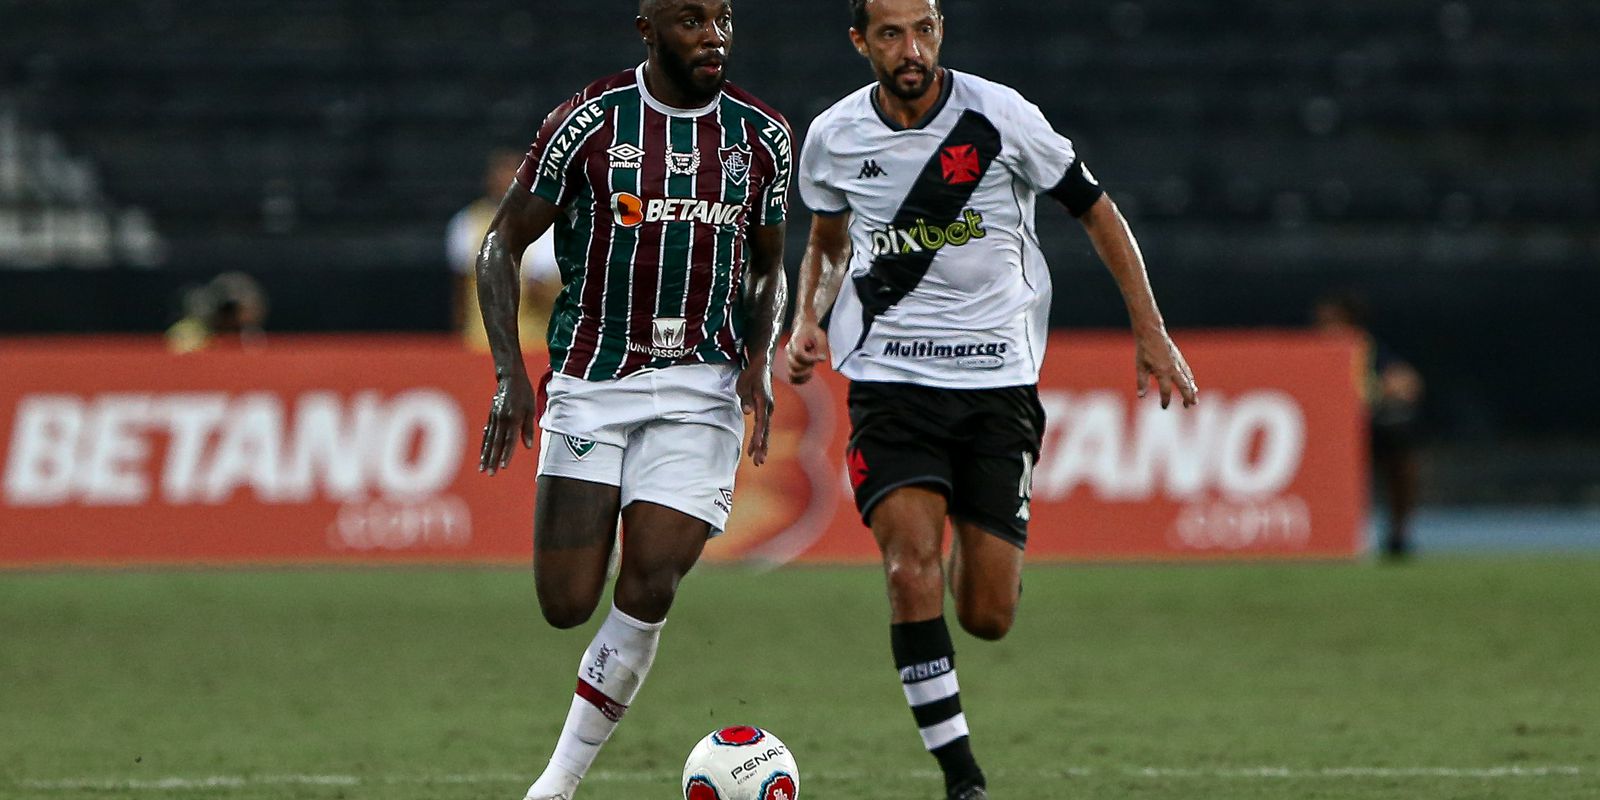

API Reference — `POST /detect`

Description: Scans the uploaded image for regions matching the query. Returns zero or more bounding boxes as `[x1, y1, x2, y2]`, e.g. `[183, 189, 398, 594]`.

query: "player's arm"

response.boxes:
[785, 211, 851, 385]
[1071, 188, 1198, 409]
[737, 222, 789, 467]
[477, 186, 564, 474]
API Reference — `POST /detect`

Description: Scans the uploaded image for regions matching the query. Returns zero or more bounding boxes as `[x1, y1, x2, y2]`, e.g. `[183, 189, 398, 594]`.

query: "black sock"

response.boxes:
[891, 617, 984, 790]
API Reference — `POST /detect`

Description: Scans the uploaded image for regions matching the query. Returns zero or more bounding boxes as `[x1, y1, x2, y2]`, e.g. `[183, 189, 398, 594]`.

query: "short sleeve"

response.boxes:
[1001, 94, 1078, 193]
[756, 118, 795, 226]
[514, 95, 597, 208]
[797, 120, 849, 215]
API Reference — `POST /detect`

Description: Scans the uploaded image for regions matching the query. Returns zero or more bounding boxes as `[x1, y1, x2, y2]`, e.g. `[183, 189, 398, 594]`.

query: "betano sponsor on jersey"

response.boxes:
[609, 192, 745, 229]
[868, 209, 987, 255]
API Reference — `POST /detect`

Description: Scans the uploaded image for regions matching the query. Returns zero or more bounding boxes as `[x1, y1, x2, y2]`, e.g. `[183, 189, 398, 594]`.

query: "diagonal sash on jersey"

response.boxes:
[850, 109, 1003, 353]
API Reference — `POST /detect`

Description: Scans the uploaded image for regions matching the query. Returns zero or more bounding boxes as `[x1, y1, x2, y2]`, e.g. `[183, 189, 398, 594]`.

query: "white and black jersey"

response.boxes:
[799, 69, 1102, 389]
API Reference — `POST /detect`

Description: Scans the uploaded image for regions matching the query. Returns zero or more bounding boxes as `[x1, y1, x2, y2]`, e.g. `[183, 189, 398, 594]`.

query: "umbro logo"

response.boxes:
[858, 159, 887, 179]
[607, 143, 644, 169]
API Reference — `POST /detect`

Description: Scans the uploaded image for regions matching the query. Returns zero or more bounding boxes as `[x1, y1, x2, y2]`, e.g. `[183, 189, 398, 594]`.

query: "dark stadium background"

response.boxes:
[2, 1, 1597, 505]
[6, 5, 1600, 800]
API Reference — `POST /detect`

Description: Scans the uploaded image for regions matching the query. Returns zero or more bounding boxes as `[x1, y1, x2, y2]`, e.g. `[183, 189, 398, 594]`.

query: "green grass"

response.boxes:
[2, 558, 1598, 799]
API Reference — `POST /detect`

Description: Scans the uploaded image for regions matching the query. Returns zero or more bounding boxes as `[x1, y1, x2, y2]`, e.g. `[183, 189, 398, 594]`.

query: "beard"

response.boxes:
[879, 61, 936, 100]
[658, 45, 727, 102]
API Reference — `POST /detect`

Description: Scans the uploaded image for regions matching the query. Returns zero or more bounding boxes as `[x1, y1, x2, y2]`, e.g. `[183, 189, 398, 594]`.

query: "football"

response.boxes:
[681, 726, 799, 800]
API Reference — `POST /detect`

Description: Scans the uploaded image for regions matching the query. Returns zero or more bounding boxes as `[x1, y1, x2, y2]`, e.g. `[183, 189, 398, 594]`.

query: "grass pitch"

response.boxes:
[2, 558, 1597, 799]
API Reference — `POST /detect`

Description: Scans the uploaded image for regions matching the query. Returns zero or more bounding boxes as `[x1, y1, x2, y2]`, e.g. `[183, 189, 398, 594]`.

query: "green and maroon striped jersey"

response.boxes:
[514, 65, 793, 382]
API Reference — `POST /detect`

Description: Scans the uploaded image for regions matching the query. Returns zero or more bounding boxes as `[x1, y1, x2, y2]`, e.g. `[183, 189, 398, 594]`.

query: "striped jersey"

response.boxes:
[516, 64, 793, 382]
[799, 69, 1084, 389]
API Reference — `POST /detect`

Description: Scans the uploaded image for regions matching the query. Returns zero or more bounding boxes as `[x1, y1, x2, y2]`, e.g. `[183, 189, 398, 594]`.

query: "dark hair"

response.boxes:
[851, 0, 941, 32]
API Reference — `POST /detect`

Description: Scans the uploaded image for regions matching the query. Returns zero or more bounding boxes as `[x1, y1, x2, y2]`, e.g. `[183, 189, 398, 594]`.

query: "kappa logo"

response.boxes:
[606, 142, 645, 169]
[720, 144, 752, 185]
[939, 143, 983, 184]
[565, 436, 597, 460]
[858, 159, 887, 179]
[666, 150, 701, 176]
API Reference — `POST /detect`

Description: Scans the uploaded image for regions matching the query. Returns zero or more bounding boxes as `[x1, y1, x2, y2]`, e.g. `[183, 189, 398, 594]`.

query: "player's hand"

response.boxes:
[737, 357, 775, 467]
[479, 372, 537, 475]
[785, 319, 831, 385]
[1135, 329, 1198, 409]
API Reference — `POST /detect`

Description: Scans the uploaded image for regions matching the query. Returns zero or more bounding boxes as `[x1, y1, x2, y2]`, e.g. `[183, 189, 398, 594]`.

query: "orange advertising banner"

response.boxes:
[718, 332, 1369, 563]
[1, 334, 1365, 568]
[0, 338, 533, 567]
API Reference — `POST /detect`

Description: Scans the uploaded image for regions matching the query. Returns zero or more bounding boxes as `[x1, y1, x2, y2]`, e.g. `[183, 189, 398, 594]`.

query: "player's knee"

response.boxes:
[883, 553, 942, 603]
[535, 580, 602, 629]
[538, 595, 599, 630]
[956, 600, 1016, 641]
[614, 567, 683, 622]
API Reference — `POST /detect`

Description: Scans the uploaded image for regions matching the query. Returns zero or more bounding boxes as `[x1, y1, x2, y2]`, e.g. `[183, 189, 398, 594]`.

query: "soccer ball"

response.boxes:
[681, 725, 799, 800]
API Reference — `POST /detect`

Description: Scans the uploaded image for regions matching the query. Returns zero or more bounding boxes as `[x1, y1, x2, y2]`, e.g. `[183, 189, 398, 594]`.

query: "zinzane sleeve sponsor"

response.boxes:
[996, 90, 1078, 194]
[516, 94, 605, 208]
[756, 116, 794, 227]
[796, 118, 848, 215]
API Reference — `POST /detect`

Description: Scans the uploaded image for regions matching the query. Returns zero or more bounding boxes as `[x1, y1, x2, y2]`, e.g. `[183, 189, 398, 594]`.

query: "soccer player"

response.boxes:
[474, 2, 791, 798]
[786, 1, 1196, 797]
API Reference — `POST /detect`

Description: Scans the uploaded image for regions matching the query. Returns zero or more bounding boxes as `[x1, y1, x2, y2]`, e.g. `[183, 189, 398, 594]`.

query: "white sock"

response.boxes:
[525, 605, 664, 798]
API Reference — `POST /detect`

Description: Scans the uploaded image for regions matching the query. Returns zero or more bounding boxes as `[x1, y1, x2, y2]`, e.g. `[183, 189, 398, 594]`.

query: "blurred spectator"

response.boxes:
[166, 272, 269, 353]
[1315, 292, 1425, 558]
[447, 148, 560, 351]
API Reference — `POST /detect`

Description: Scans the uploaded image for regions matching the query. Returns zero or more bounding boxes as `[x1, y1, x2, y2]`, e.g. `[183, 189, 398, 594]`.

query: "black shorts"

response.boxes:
[846, 381, 1046, 549]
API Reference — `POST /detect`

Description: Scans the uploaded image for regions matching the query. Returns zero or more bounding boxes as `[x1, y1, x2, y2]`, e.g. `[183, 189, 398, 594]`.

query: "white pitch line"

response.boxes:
[13, 765, 1585, 791]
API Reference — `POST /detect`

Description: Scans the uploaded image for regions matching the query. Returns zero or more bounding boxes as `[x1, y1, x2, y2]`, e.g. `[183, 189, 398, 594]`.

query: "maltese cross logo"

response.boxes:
[939, 143, 982, 184]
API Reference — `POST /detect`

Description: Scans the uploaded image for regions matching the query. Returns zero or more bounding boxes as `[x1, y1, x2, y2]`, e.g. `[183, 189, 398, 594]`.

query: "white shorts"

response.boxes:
[537, 364, 744, 535]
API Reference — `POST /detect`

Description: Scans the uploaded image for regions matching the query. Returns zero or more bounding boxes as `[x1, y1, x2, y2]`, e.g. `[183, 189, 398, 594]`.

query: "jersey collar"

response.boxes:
[870, 67, 955, 132]
[635, 62, 722, 118]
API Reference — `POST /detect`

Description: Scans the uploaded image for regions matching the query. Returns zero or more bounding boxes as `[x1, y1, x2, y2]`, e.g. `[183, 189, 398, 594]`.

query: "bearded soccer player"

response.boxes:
[474, 2, 790, 798]
[786, 1, 1197, 797]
